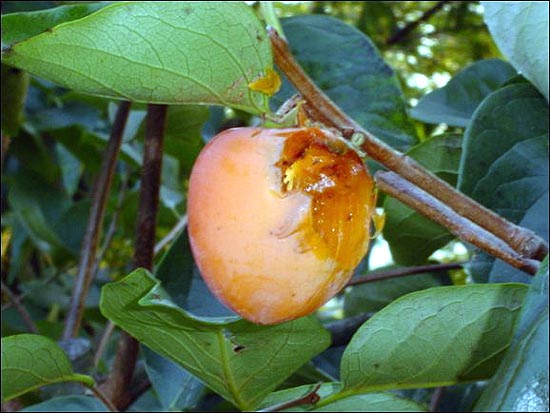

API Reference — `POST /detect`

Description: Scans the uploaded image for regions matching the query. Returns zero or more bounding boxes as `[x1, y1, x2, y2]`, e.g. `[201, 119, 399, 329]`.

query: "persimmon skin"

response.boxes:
[188, 127, 375, 325]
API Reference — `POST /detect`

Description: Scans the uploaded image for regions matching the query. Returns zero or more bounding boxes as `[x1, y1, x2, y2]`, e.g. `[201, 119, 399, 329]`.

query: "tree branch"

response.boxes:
[268, 29, 547, 271]
[386, 1, 450, 45]
[1, 279, 39, 333]
[347, 262, 465, 287]
[100, 104, 167, 409]
[63, 101, 131, 340]
[376, 171, 539, 274]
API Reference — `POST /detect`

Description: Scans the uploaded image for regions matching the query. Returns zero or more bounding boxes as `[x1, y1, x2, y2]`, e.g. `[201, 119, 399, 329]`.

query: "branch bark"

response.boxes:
[346, 262, 465, 287]
[63, 101, 131, 340]
[269, 29, 547, 272]
[100, 104, 167, 409]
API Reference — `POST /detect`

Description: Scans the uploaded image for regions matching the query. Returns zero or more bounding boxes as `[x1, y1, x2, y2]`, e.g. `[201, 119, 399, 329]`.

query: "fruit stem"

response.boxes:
[269, 28, 548, 272]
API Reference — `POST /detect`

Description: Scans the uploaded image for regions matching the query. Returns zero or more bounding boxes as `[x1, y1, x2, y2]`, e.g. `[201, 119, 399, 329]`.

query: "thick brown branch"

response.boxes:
[100, 104, 167, 409]
[376, 171, 539, 275]
[269, 29, 548, 268]
[63, 101, 131, 340]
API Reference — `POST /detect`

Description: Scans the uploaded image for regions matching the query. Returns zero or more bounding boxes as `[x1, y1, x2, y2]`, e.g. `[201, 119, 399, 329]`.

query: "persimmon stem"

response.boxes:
[269, 28, 548, 271]
[63, 101, 131, 340]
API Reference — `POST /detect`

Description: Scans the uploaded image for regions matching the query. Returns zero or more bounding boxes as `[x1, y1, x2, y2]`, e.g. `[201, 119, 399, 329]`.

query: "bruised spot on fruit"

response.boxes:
[275, 127, 376, 272]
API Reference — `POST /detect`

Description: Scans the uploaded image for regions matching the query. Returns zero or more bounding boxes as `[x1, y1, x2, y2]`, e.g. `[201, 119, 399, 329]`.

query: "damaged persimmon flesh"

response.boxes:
[188, 127, 376, 325]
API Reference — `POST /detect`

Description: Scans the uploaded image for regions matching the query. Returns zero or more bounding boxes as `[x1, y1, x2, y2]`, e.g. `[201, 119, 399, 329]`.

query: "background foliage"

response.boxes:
[1, 1, 548, 412]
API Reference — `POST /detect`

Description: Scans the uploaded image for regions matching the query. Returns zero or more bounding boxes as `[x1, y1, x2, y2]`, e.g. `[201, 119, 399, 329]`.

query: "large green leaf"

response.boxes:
[340, 284, 527, 392]
[276, 15, 417, 151]
[383, 134, 462, 265]
[100, 269, 330, 411]
[475, 257, 549, 411]
[1, 334, 94, 402]
[1, 2, 272, 113]
[482, 2, 549, 101]
[458, 83, 549, 283]
[410, 59, 516, 127]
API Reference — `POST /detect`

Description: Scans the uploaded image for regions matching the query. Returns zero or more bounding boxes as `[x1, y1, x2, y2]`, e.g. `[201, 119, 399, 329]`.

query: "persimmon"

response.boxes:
[187, 127, 376, 325]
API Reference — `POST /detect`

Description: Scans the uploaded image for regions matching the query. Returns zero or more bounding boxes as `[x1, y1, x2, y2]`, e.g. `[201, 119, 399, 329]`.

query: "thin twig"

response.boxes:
[376, 171, 539, 274]
[386, 1, 450, 45]
[154, 214, 188, 255]
[93, 320, 116, 369]
[0, 279, 39, 333]
[100, 104, 167, 408]
[347, 262, 465, 287]
[269, 29, 548, 267]
[63, 101, 131, 340]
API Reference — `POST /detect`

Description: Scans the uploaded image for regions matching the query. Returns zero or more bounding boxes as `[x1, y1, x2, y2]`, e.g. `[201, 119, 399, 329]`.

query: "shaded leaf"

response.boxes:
[410, 59, 516, 127]
[20, 396, 108, 412]
[482, 2, 549, 101]
[142, 347, 204, 412]
[1, 2, 271, 113]
[475, 257, 549, 411]
[100, 269, 330, 411]
[383, 134, 462, 265]
[458, 83, 549, 283]
[344, 267, 449, 316]
[341, 284, 527, 392]
[1, 334, 94, 402]
[276, 15, 417, 151]
[1, 64, 29, 136]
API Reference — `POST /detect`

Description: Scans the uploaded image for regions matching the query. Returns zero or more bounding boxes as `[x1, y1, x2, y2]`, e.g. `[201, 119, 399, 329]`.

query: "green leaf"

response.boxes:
[482, 2, 549, 101]
[458, 83, 549, 283]
[260, 383, 426, 412]
[1, 3, 106, 47]
[475, 257, 549, 411]
[341, 283, 528, 392]
[312, 393, 427, 412]
[383, 134, 462, 265]
[100, 269, 330, 411]
[1, 64, 30, 136]
[277, 15, 417, 151]
[2, 2, 272, 113]
[410, 59, 516, 127]
[20, 396, 109, 412]
[142, 347, 204, 412]
[344, 268, 449, 317]
[1, 334, 94, 402]
[7, 168, 73, 257]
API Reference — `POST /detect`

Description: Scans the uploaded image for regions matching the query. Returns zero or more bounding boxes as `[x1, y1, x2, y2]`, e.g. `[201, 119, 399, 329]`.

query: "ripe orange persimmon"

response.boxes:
[188, 127, 376, 325]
